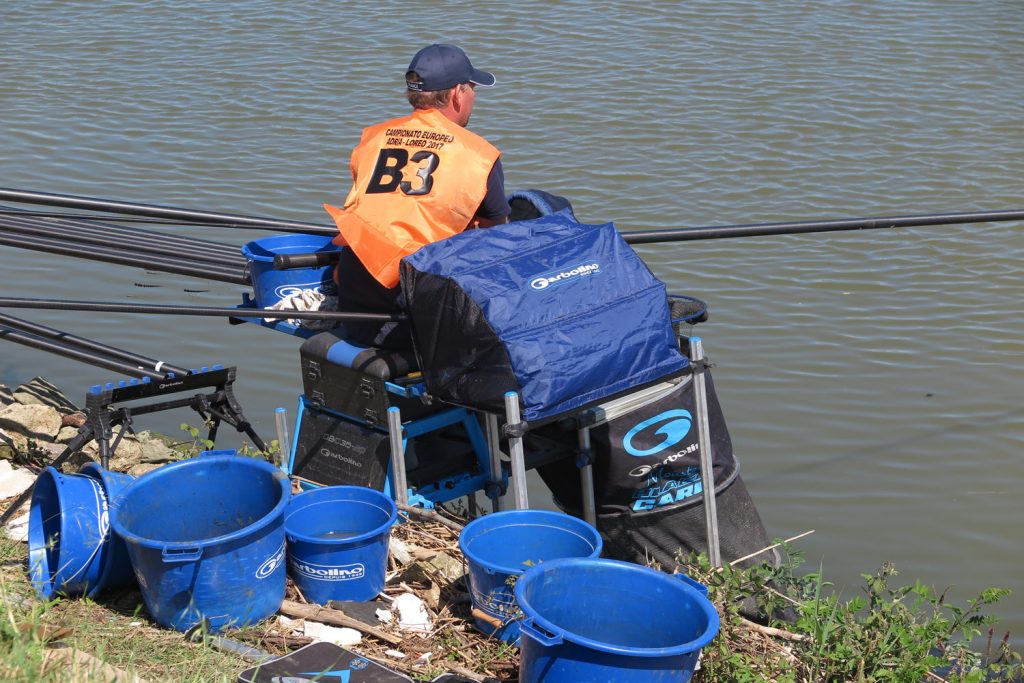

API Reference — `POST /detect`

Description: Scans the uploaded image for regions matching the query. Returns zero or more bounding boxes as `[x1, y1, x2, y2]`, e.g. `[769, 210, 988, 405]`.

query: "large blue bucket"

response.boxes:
[241, 234, 339, 308]
[514, 558, 720, 683]
[29, 467, 111, 598]
[458, 510, 602, 643]
[109, 453, 290, 632]
[285, 485, 397, 604]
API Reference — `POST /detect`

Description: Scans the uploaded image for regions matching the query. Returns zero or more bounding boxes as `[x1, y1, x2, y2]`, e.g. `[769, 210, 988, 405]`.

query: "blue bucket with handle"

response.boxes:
[458, 510, 602, 643]
[241, 234, 339, 308]
[109, 452, 290, 632]
[514, 558, 719, 683]
[284, 485, 398, 604]
[78, 463, 137, 594]
[28, 467, 112, 599]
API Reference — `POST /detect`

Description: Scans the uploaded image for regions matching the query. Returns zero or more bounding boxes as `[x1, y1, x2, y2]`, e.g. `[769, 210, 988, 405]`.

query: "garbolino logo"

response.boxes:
[274, 282, 321, 299]
[291, 559, 366, 582]
[622, 409, 693, 457]
[529, 262, 600, 290]
[256, 543, 286, 579]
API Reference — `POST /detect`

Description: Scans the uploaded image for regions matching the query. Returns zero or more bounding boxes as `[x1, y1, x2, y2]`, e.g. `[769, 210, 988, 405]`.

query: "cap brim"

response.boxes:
[469, 68, 496, 87]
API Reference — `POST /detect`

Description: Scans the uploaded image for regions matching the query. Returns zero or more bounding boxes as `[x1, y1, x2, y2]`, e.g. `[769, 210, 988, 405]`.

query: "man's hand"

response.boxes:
[474, 214, 510, 229]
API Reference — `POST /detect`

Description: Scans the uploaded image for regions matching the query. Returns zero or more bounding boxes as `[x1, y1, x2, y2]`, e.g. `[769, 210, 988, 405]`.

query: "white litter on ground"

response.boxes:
[302, 621, 362, 647]
[0, 460, 35, 500]
[392, 592, 431, 633]
[4, 512, 29, 543]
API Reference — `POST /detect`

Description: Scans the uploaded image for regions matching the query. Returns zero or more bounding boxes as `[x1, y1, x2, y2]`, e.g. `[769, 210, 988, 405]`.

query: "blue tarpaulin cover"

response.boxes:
[400, 213, 688, 422]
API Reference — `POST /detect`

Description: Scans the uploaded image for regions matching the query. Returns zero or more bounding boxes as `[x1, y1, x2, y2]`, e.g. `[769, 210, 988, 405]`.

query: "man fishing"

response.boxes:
[324, 44, 510, 350]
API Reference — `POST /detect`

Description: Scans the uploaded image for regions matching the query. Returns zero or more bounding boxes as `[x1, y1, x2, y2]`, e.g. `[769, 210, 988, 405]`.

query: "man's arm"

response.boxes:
[472, 157, 511, 228]
[475, 214, 509, 228]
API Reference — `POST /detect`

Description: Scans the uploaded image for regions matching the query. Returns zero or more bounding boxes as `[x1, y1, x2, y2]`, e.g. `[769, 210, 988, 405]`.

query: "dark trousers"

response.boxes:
[334, 248, 413, 350]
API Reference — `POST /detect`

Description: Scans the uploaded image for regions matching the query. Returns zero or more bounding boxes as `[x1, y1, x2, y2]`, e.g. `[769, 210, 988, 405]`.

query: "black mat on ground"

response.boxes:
[237, 642, 413, 683]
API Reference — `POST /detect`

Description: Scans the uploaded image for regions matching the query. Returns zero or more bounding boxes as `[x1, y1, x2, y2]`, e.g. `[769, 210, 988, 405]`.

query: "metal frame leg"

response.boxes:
[485, 413, 504, 512]
[386, 406, 408, 506]
[503, 392, 529, 510]
[274, 407, 290, 467]
[689, 336, 722, 567]
[577, 425, 597, 526]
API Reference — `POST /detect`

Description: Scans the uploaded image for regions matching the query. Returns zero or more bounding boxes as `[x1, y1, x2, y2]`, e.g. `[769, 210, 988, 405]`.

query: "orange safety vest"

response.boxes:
[324, 108, 500, 288]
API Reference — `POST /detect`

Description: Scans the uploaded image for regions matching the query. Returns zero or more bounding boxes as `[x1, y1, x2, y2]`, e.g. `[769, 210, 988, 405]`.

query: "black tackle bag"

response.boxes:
[536, 370, 773, 569]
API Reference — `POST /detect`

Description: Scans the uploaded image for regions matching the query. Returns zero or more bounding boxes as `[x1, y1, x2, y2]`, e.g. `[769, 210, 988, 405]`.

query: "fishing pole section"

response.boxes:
[4, 185, 1023, 245]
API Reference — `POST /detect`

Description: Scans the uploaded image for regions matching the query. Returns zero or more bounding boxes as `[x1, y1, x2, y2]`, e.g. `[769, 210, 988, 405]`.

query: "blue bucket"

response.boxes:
[284, 485, 397, 604]
[458, 510, 602, 643]
[514, 558, 720, 683]
[109, 453, 290, 632]
[28, 467, 111, 599]
[78, 463, 137, 594]
[241, 234, 339, 308]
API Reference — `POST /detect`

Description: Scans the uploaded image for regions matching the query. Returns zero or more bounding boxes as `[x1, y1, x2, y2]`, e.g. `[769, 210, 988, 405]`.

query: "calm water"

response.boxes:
[3, 0, 1024, 643]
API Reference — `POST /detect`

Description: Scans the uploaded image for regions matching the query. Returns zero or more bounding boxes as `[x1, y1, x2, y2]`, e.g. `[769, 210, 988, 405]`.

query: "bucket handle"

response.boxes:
[674, 572, 709, 597]
[518, 617, 564, 647]
[162, 546, 204, 563]
[199, 449, 239, 458]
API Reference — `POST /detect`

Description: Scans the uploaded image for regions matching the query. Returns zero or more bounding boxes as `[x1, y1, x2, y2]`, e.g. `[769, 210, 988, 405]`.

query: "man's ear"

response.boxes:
[451, 84, 467, 110]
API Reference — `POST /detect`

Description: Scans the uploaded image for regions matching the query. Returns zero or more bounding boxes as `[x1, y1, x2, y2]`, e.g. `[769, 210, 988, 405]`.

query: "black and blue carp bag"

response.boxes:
[399, 213, 688, 422]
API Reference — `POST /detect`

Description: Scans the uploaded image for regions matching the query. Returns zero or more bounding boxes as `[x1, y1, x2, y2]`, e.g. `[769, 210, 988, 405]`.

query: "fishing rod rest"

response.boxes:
[0, 365, 266, 528]
[85, 365, 266, 468]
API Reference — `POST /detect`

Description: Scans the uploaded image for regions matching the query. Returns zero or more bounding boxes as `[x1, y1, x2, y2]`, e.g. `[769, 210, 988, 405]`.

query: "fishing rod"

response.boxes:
[0, 205, 243, 259]
[0, 232, 249, 285]
[4, 187, 1024, 244]
[0, 215, 244, 269]
[0, 187, 335, 235]
[0, 218, 244, 267]
[0, 297, 405, 322]
[622, 209, 1024, 244]
[0, 325, 167, 380]
[0, 209, 272, 228]
[271, 207, 1024, 270]
[7, 186, 1024, 273]
[0, 208, 243, 253]
[0, 312, 190, 377]
[0, 209, 317, 233]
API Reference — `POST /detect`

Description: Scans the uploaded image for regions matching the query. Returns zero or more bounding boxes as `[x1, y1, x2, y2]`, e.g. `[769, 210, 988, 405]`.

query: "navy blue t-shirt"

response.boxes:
[477, 158, 510, 221]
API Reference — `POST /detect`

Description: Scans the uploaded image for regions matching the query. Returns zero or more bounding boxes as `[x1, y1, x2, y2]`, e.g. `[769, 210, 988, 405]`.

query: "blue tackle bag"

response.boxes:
[399, 214, 688, 422]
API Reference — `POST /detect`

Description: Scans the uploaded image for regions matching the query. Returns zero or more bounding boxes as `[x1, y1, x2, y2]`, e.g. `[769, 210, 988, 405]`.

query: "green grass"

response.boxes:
[683, 545, 1024, 682]
[0, 534, 244, 682]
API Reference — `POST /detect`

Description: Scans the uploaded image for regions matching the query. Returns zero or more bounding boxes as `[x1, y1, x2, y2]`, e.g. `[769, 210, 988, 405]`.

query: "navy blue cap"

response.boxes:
[406, 44, 496, 92]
